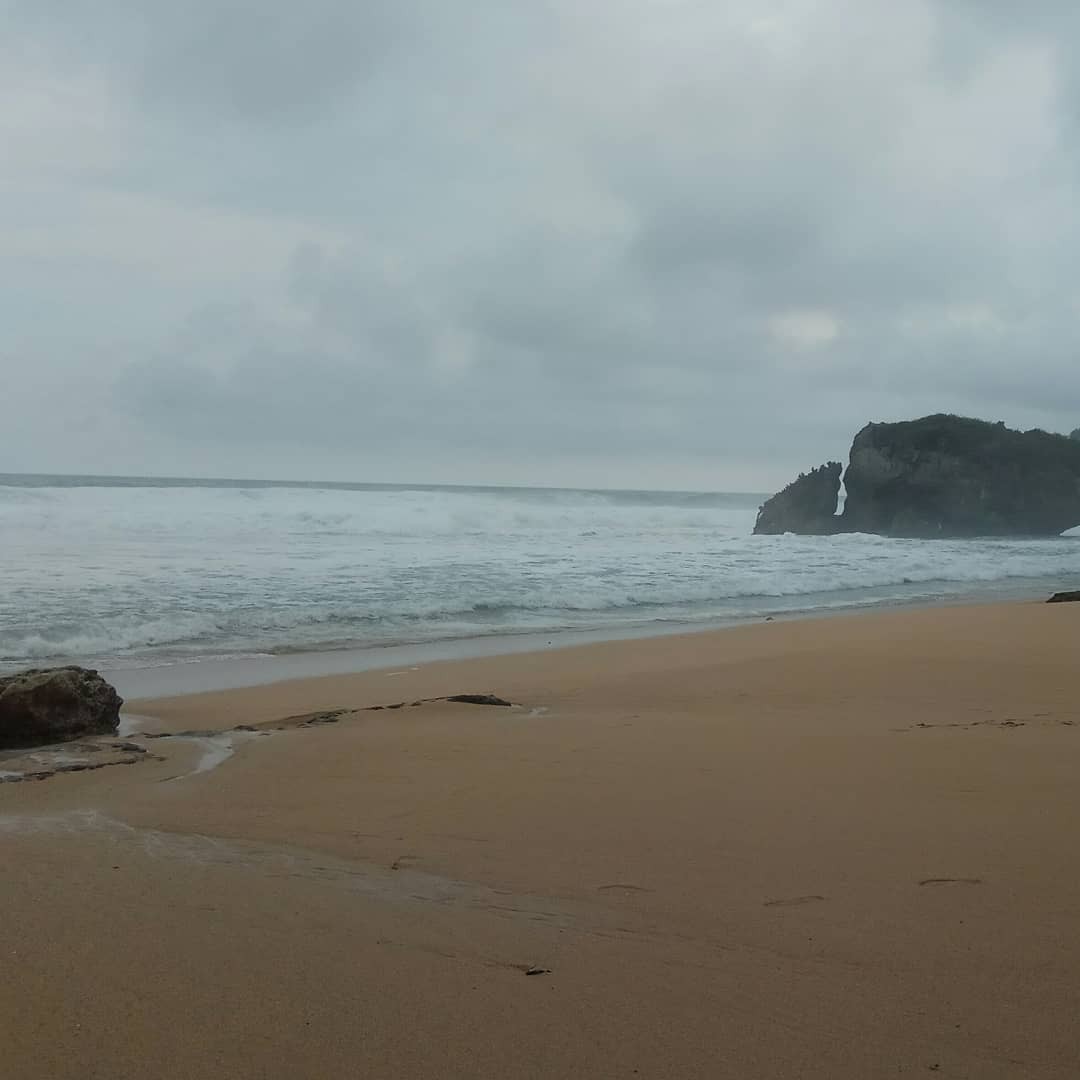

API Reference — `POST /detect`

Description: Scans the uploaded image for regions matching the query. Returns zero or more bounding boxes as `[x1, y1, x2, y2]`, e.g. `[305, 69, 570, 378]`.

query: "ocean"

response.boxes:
[1, 473, 1077, 676]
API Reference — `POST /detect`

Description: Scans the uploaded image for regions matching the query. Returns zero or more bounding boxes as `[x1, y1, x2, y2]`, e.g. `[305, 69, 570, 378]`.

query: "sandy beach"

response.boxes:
[3, 600, 1079, 1078]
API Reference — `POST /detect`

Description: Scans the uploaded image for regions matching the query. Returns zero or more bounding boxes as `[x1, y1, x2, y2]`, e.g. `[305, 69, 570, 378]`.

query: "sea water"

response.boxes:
[1, 474, 1077, 674]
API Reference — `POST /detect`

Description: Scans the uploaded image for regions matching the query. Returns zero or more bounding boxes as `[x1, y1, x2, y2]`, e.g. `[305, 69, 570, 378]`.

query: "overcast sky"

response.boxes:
[3, 1, 1080, 490]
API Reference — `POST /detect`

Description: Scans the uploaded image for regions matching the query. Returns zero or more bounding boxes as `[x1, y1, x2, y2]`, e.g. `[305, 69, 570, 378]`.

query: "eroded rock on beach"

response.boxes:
[0, 666, 123, 749]
[0, 739, 154, 783]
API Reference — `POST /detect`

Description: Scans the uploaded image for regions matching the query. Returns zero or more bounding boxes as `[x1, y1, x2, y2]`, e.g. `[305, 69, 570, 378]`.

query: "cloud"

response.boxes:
[8, 0, 408, 123]
[3, 1, 1080, 488]
[769, 310, 843, 351]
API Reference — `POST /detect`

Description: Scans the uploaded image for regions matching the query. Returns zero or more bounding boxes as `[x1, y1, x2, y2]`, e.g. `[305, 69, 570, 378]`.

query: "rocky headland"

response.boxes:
[756, 414, 1080, 538]
[0, 666, 122, 749]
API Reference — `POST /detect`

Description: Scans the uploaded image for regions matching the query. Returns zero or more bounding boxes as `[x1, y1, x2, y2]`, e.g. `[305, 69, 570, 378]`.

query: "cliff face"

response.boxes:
[754, 415, 1080, 538]
[754, 462, 842, 535]
[840, 416, 1080, 537]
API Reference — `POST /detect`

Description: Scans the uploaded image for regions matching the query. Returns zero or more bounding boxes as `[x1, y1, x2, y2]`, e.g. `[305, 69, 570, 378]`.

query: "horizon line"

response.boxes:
[0, 470, 769, 498]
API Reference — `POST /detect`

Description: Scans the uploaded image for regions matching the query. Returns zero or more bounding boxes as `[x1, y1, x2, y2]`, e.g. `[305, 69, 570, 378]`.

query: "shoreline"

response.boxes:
[4, 597, 1080, 1077]
[124, 594, 1063, 732]
[103, 578, 1061, 701]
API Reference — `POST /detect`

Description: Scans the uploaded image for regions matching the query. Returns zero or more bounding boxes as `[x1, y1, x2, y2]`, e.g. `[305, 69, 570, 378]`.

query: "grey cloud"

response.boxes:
[140, 6, 398, 122]
[5, 1, 1080, 488]
[11, 0, 408, 124]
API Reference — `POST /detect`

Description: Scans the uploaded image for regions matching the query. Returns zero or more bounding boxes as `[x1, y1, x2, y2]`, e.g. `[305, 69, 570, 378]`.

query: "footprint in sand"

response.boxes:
[919, 877, 982, 887]
[763, 895, 827, 908]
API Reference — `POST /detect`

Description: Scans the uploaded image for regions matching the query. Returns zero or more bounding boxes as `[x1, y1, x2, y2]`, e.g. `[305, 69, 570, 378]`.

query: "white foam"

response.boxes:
[191, 735, 235, 775]
[165, 731, 260, 781]
[117, 714, 154, 736]
[2, 481, 1076, 671]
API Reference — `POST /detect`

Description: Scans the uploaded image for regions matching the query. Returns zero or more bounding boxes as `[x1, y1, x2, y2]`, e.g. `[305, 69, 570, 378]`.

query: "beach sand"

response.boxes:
[2, 601, 1079, 1078]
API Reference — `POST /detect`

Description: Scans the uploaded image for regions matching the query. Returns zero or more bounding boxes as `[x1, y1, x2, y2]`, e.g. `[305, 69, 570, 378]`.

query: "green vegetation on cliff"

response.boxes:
[753, 462, 842, 535]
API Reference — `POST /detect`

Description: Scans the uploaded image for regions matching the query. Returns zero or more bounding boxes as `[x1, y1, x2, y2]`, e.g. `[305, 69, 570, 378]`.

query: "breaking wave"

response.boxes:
[1, 478, 1076, 668]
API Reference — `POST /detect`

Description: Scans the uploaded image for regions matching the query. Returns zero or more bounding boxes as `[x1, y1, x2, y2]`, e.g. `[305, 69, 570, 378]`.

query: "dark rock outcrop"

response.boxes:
[756, 415, 1080, 538]
[1048, 591, 1080, 603]
[754, 462, 842, 535]
[0, 667, 123, 749]
[841, 416, 1080, 537]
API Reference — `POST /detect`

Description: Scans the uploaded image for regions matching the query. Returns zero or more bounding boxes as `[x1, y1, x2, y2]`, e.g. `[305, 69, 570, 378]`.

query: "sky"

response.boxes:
[3, 0, 1080, 491]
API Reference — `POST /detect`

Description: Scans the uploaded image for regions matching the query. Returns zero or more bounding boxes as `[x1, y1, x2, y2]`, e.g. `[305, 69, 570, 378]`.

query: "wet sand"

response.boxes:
[3, 601, 1079, 1078]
